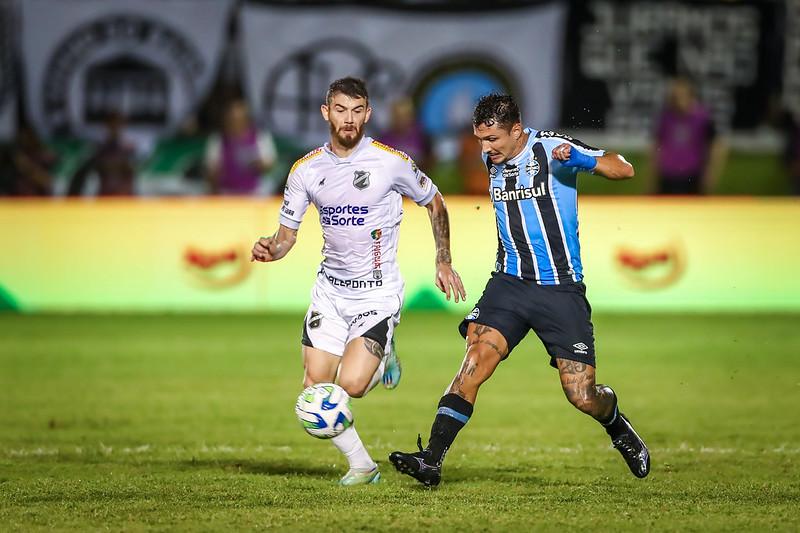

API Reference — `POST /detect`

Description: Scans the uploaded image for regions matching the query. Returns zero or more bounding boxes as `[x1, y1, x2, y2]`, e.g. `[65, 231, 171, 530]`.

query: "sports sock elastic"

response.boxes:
[332, 425, 376, 471]
[426, 393, 474, 465]
[602, 403, 627, 438]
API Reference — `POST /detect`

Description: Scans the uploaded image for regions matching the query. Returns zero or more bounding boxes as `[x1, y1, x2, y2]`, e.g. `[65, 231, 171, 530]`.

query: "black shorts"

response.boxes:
[458, 272, 596, 368]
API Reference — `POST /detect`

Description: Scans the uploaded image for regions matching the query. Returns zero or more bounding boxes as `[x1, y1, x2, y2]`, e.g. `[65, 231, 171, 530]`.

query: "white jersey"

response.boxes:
[279, 136, 438, 298]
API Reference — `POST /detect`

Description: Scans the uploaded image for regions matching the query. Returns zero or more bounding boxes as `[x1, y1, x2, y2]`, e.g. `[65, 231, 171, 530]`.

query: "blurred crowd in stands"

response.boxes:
[1, 77, 799, 197]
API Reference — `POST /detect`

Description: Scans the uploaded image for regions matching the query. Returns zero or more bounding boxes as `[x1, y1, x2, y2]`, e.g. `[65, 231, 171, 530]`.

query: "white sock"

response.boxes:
[365, 358, 385, 394]
[331, 425, 376, 471]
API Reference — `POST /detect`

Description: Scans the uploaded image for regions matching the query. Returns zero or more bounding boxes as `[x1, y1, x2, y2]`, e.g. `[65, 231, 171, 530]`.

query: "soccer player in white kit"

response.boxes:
[251, 77, 466, 485]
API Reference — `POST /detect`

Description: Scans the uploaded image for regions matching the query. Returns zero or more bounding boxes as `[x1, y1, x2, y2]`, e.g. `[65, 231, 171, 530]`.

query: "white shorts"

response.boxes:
[301, 277, 403, 357]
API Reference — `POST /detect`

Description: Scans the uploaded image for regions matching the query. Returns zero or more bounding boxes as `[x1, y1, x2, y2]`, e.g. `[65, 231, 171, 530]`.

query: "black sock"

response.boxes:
[602, 403, 627, 438]
[426, 394, 474, 465]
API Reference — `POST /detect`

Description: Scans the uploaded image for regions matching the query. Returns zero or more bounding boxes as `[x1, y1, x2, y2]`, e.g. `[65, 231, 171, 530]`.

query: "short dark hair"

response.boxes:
[326, 77, 369, 105]
[472, 93, 521, 130]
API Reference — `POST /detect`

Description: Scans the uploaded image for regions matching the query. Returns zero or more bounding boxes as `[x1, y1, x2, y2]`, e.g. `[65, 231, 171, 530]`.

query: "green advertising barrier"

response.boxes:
[0, 197, 798, 312]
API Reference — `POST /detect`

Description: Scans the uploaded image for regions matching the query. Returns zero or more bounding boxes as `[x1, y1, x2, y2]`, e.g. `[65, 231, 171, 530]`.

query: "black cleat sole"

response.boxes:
[389, 452, 440, 487]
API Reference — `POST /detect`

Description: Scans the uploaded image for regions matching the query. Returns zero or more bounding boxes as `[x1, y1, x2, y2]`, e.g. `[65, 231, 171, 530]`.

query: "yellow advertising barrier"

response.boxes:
[0, 197, 798, 312]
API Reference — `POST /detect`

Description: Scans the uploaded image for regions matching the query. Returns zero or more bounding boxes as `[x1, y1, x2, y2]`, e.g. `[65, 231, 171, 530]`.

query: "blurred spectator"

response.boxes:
[10, 126, 57, 196]
[205, 100, 277, 195]
[378, 97, 434, 170]
[781, 110, 800, 195]
[458, 125, 488, 195]
[649, 78, 728, 194]
[68, 112, 136, 196]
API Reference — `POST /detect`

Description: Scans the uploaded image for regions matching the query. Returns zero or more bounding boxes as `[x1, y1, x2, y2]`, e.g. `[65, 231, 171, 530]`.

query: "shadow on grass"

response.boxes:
[385, 462, 562, 489]
[179, 457, 336, 478]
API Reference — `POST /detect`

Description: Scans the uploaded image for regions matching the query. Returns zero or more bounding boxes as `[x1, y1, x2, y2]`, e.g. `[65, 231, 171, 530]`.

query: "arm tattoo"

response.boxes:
[429, 203, 452, 265]
[363, 338, 385, 360]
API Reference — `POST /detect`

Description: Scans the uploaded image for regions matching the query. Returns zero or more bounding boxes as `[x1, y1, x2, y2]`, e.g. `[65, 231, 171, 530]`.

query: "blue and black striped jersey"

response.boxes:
[485, 128, 605, 285]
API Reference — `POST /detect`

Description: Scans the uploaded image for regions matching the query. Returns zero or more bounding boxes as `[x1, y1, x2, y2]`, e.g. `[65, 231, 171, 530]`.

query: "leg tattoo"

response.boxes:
[447, 324, 507, 401]
[558, 359, 616, 422]
[363, 338, 385, 360]
[447, 356, 478, 400]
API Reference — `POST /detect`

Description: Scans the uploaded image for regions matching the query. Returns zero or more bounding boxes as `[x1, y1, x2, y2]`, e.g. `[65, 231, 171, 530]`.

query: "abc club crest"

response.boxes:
[353, 170, 370, 190]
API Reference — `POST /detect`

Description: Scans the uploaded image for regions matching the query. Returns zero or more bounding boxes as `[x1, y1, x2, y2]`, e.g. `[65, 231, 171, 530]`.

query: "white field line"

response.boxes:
[3, 442, 799, 458]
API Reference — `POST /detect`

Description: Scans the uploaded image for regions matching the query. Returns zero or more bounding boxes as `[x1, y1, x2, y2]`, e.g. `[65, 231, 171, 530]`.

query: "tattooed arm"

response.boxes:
[425, 192, 466, 302]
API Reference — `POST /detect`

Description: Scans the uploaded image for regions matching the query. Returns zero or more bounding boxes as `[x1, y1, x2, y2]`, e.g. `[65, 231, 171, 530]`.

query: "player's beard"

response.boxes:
[331, 122, 364, 149]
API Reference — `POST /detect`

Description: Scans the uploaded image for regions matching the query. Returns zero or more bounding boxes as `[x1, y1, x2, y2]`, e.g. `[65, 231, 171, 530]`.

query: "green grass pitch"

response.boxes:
[1, 312, 799, 531]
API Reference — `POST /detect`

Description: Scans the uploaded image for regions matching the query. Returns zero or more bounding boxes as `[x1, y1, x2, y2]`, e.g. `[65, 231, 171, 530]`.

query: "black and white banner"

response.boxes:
[785, 0, 800, 117]
[0, 0, 15, 141]
[21, 0, 234, 143]
[561, 1, 785, 132]
[239, 3, 566, 146]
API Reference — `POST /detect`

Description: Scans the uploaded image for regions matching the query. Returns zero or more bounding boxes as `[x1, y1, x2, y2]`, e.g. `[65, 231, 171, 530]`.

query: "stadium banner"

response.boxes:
[238, 3, 567, 146]
[785, 0, 800, 117]
[20, 0, 234, 144]
[561, 0, 785, 133]
[0, 0, 15, 140]
[1, 198, 798, 313]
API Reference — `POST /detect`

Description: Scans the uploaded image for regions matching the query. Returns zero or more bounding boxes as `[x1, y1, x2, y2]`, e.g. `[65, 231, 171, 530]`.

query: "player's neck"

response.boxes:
[329, 135, 364, 158]
[506, 131, 530, 162]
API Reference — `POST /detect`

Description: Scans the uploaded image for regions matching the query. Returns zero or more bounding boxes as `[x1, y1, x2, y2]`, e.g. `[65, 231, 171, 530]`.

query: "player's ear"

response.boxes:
[364, 105, 372, 124]
[512, 123, 522, 140]
[320, 104, 330, 122]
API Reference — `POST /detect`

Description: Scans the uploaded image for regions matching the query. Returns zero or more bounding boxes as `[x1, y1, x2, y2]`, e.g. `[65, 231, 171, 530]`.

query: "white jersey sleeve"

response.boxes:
[278, 168, 310, 230]
[390, 155, 438, 206]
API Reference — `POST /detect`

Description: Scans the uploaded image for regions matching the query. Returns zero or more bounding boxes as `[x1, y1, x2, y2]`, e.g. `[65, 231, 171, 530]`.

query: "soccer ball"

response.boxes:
[294, 383, 353, 439]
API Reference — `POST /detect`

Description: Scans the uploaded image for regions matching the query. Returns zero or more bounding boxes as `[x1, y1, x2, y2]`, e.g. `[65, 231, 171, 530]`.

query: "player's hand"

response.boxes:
[553, 142, 597, 171]
[435, 263, 466, 303]
[251, 236, 282, 262]
[552, 142, 572, 161]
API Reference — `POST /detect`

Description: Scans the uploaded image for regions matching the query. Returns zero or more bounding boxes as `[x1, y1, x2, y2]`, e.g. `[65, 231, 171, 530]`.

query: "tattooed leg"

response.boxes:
[362, 338, 385, 360]
[556, 358, 617, 422]
[400, 323, 510, 471]
[445, 323, 509, 404]
[338, 337, 385, 398]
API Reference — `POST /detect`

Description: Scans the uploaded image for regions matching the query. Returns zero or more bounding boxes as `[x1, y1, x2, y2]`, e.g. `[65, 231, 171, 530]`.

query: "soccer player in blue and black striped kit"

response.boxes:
[390, 94, 650, 486]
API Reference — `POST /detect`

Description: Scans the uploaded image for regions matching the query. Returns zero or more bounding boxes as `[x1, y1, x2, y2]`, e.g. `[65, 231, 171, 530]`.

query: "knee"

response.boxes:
[339, 376, 368, 398]
[563, 385, 594, 415]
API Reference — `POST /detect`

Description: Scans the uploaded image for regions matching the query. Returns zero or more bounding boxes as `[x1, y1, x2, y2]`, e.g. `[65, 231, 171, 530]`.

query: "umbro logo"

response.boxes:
[319, 178, 325, 187]
[573, 342, 589, 354]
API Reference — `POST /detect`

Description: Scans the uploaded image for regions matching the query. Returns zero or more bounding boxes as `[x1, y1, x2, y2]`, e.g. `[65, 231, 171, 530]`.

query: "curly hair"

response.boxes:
[326, 77, 369, 105]
[472, 93, 521, 130]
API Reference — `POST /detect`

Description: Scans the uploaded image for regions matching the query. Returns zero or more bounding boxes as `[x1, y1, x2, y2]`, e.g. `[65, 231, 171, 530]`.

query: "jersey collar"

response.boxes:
[505, 127, 537, 166]
[323, 135, 372, 164]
